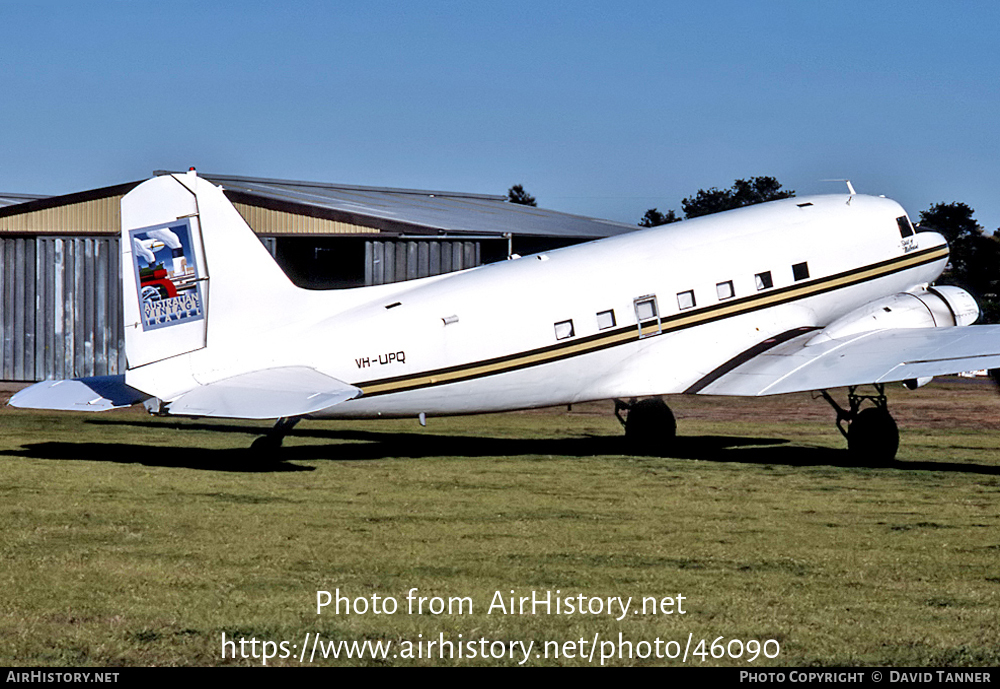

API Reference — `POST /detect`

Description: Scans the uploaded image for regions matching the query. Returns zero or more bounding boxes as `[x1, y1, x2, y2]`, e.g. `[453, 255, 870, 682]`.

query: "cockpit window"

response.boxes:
[896, 216, 915, 238]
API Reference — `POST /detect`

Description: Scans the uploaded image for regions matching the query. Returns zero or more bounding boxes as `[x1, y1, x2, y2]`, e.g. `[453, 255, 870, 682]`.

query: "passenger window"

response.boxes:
[633, 295, 661, 338]
[716, 280, 734, 300]
[792, 262, 809, 281]
[635, 297, 657, 321]
[554, 320, 575, 340]
[755, 271, 773, 290]
[896, 216, 915, 238]
[676, 290, 695, 310]
[596, 309, 616, 330]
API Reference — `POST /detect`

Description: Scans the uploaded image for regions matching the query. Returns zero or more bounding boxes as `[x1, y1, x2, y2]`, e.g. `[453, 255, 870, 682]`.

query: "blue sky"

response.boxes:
[1, 1, 998, 230]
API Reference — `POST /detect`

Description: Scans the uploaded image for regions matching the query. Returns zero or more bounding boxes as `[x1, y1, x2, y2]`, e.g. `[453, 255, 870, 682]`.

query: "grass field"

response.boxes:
[1, 379, 999, 666]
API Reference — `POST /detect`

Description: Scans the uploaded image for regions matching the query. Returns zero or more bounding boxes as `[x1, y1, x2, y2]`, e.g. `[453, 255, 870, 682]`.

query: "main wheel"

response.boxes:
[847, 407, 899, 465]
[624, 397, 677, 455]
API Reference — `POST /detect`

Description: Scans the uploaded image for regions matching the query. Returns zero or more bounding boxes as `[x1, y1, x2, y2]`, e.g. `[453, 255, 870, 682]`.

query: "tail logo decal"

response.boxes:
[129, 218, 205, 331]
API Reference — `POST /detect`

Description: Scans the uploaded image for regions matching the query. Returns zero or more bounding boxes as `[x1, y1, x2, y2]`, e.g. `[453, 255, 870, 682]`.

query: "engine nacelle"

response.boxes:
[807, 285, 979, 346]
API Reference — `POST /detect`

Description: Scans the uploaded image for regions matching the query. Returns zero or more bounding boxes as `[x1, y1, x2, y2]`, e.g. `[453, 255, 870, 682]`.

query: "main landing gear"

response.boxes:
[615, 396, 677, 455]
[250, 416, 301, 456]
[819, 385, 899, 465]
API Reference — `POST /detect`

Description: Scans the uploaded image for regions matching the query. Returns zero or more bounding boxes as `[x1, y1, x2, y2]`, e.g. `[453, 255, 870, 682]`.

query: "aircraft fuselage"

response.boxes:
[291, 194, 947, 418]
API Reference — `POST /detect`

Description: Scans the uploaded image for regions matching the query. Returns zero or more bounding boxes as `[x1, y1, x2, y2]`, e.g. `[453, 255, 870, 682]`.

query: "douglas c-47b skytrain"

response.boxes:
[10, 171, 1000, 463]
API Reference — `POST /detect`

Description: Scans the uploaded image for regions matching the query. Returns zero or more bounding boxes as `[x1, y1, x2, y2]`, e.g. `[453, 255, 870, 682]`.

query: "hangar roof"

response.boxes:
[0, 172, 639, 240]
[182, 172, 638, 239]
[0, 193, 49, 208]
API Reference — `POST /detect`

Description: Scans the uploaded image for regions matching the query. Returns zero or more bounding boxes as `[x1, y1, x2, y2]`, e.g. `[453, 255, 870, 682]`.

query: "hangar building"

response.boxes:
[0, 172, 637, 382]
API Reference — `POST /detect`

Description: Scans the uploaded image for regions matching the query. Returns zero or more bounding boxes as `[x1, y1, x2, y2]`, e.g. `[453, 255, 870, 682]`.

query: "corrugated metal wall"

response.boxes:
[1, 236, 124, 381]
[365, 239, 480, 285]
[233, 202, 381, 236]
[0, 195, 121, 234]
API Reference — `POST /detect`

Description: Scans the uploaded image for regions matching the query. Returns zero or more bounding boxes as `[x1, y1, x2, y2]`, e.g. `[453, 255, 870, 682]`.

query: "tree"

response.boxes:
[507, 184, 537, 207]
[918, 202, 982, 244]
[638, 208, 681, 227]
[731, 176, 793, 206]
[681, 176, 795, 219]
[919, 202, 1000, 324]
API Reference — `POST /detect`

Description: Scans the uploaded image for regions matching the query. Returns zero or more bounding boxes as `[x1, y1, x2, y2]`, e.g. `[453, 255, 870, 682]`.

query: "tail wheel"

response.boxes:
[249, 417, 300, 460]
[848, 407, 899, 465]
[624, 397, 676, 455]
[250, 434, 282, 454]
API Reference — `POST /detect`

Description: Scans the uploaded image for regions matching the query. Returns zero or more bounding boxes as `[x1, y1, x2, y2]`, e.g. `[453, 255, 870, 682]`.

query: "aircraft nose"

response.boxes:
[916, 228, 948, 250]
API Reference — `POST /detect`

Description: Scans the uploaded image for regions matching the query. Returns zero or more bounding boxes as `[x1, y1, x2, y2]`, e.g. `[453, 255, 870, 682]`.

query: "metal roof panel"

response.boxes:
[178, 172, 638, 239]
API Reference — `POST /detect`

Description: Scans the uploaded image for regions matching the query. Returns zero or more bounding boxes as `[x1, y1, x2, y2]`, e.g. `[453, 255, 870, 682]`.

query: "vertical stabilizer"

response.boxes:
[119, 172, 360, 416]
[121, 172, 299, 375]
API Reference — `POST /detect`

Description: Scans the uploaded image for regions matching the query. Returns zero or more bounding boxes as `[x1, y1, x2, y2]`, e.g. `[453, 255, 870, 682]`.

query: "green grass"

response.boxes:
[1, 380, 999, 666]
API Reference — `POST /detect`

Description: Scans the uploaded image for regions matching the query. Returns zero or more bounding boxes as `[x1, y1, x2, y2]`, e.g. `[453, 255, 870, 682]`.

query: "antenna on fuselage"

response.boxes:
[821, 179, 856, 204]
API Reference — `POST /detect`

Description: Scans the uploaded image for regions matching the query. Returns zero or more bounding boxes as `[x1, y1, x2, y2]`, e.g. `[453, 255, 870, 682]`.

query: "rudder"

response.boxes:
[121, 171, 301, 399]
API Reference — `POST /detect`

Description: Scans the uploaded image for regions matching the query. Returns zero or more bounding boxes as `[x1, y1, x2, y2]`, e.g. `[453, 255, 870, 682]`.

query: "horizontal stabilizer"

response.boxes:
[697, 325, 1000, 396]
[9, 375, 150, 411]
[166, 367, 362, 419]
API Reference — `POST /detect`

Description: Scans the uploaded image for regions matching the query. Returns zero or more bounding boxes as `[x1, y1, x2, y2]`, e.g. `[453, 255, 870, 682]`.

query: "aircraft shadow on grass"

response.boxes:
[1, 441, 314, 473]
[1, 418, 995, 475]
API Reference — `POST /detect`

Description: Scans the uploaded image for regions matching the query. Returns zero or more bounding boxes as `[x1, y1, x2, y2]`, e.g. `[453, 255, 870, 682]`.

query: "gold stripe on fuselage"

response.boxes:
[357, 245, 949, 397]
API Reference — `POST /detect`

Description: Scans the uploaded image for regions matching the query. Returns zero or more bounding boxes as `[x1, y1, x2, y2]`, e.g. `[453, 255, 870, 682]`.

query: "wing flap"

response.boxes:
[9, 375, 150, 411]
[166, 366, 362, 419]
[698, 325, 1000, 396]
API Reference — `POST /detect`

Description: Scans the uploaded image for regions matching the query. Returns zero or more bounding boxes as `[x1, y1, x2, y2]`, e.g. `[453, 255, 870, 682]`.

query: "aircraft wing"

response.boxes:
[164, 366, 362, 419]
[690, 325, 1000, 396]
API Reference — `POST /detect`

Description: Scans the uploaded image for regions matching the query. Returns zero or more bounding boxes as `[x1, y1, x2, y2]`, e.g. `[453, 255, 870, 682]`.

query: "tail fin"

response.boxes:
[122, 172, 315, 400]
[122, 171, 298, 368]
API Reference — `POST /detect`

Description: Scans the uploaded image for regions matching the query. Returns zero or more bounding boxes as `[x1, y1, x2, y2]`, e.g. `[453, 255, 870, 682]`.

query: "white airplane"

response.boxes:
[10, 171, 1000, 463]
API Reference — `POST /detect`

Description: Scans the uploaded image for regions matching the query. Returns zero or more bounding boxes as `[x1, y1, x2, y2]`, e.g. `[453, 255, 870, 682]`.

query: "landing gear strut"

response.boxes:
[250, 416, 301, 456]
[820, 385, 899, 464]
[615, 396, 676, 455]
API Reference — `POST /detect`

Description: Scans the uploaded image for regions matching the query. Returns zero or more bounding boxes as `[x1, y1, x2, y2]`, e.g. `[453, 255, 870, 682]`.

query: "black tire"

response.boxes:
[847, 407, 899, 465]
[624, 397, 677, 455]
[249, 434, 282, 459]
